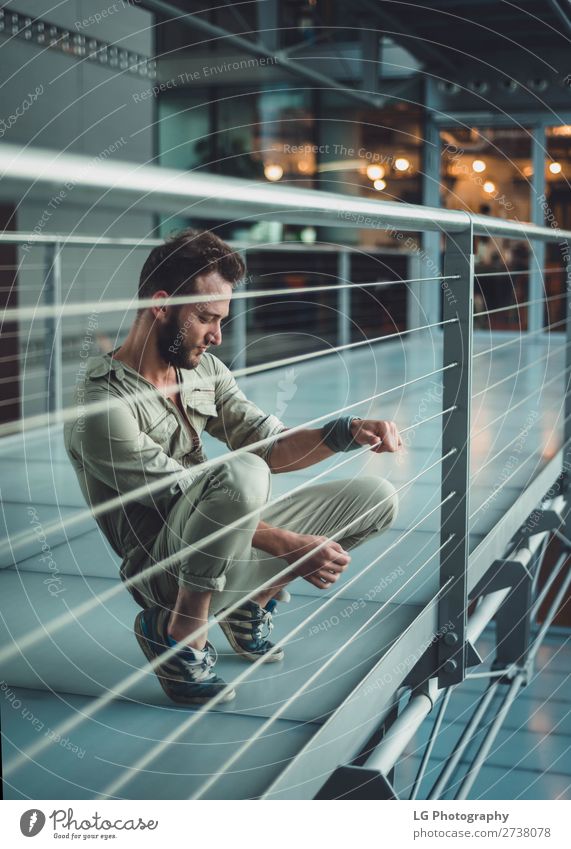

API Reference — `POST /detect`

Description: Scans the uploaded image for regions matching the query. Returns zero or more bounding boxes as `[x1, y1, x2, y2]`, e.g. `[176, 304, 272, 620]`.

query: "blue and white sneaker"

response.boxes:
[134, 606, 236, 704]
[218, 597, 286, 663]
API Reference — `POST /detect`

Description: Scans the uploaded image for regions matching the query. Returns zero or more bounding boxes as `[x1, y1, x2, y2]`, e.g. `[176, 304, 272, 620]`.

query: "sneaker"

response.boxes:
[218, 599, 284, 663]
[134, 606, 236, 704]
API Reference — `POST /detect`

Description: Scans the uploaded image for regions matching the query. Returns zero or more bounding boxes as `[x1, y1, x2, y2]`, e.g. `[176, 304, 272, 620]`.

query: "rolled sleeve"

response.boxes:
[206, 361, 287, 462]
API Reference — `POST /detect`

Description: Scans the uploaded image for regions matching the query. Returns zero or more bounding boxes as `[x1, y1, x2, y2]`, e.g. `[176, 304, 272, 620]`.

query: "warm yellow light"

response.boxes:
[373, 178, 387, 191]
[264, 163, 283, 181]
[297, 160, 310, 173]
[366, 164, 385, 180]
[483, 180, 496, 193]
[523, 164, 533, 177]
[472, 159, 486, 173]
[549, 161, 562, 174]
[394, 157, 410, 172]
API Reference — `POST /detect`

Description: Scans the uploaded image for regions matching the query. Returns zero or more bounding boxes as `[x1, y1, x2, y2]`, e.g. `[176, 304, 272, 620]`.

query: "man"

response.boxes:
[64, 229, 401, 706]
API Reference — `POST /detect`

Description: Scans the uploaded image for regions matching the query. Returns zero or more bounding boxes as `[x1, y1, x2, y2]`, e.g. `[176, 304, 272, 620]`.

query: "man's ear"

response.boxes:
[150, 290, 170, 320]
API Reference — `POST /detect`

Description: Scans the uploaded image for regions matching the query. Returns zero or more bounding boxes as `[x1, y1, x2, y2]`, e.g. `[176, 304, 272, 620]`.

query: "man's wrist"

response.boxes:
[322, 416, 362, 452]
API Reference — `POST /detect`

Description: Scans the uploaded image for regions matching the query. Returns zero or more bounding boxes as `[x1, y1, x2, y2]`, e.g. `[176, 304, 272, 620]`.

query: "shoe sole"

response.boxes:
[218, 619, 284, 663]
[134, 611, 236, 705]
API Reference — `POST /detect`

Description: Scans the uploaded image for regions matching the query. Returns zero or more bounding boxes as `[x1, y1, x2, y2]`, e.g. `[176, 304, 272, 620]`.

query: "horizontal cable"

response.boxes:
[0, 353, 23, 364]
[473, 292, 566, 319]
[0, 407, 454, 674]
[4, 449, 455, 779]
[100, 495, 456, 798]
[0, 324, 457, 439]
[472, 343, 567, 399]
[475, 267, 567, 279]
[193, 535, 456, 801]
[232, 319, 456, 379]
[469, 448, 541, 521]
[471, 364, 569, 440]
[472, 318, 567, 359]
[0, 277, 459, 325]
[0, 391, 46, 408]
[0, 361, 457, 561]
[0, 373, 25, 385]
[0, 264, 46, 271]
[1, 439, 381, 668]
[471, 376, 570, 520]
[476, 422, 548, 477]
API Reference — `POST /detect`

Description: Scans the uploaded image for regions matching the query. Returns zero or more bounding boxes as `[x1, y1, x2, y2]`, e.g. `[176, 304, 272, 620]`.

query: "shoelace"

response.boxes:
[251, 609, 273, 644]
[178, 643, 218, 682]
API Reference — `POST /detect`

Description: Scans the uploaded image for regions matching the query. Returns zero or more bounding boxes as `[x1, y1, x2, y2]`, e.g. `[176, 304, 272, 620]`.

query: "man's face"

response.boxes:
[156, 272, 232, 370]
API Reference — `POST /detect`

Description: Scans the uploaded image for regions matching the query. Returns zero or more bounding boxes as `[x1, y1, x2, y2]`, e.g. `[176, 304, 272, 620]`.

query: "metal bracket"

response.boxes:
[404, 639, 482, 693]
[315, 765, 399, 800]
[517, 509, 562, 539]
[471, 558, 532, 598]
[490, 659, 531, 687]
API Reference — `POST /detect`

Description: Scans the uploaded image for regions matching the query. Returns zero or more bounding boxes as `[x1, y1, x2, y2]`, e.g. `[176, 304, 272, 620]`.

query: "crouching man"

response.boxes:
[64, 229, 401, 705]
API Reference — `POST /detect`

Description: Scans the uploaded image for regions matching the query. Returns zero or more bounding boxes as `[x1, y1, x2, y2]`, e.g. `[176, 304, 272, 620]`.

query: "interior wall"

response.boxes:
[0, 0, 156, 418]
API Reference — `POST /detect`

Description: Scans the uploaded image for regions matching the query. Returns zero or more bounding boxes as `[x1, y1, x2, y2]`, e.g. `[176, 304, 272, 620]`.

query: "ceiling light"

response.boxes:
[300, 227, 316, 244]
[472, 159, 486, 173]
[367, 164, 385, 180]
[264, 164, 283, 182]
[501, 78, 518, 93]
[394, 157, 410, 172]
[528, 78, 548, 92]
[483, 180, 496, 194]
[373, 179, 387, 191]
[468, 80, 489, 94]
[549, 161, 562, 174]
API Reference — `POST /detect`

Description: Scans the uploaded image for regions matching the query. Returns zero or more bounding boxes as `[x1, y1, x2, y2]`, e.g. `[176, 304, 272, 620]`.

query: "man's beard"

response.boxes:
[156, 308, 198, 370]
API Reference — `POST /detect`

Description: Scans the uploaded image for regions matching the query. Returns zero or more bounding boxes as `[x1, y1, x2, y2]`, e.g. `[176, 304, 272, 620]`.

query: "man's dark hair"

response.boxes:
[138, 228, 245, 302]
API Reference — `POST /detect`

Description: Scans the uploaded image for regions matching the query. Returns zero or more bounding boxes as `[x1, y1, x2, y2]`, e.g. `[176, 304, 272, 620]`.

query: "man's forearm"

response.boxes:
[252, 520, 296, 557]
[268, 427, 333, 473]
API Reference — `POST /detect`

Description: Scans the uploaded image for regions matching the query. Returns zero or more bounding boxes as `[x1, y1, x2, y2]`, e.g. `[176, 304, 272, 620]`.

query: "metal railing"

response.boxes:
[0, 142, 570, 800]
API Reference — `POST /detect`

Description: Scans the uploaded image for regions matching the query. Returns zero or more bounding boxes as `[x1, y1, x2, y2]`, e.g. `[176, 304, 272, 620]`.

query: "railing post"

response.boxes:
[438, 221, 474, 687]
[44, 241, 63, 414]
[232, 249, 248, 371]
[337, 249, 350, 348]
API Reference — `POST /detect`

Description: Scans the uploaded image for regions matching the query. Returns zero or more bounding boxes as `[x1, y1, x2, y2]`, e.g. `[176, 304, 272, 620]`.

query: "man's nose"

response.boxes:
[207, 327, 222, 346]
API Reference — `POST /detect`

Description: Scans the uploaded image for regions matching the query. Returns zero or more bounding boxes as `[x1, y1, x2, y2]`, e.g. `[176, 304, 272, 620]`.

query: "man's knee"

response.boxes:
[212, 452, 271, 509]
[358, 475, 399, 530]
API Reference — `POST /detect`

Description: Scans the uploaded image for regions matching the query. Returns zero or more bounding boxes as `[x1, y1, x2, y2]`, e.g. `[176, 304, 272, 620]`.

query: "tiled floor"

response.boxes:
[1, 334, 569, 799]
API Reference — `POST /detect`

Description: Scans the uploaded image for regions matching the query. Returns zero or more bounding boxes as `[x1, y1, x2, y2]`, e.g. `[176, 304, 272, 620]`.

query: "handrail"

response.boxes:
[2, 142, 570, 241]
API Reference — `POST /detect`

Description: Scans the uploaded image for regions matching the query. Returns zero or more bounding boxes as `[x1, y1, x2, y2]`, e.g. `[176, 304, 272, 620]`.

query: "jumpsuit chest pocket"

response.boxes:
[185, 386, 218, 433]
[143, 410, 179, 446]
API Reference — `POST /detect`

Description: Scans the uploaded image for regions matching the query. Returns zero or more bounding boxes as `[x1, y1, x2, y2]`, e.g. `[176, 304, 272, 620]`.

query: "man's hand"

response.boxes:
[281, 532, 351, 590]
[351, 418, 403, 454]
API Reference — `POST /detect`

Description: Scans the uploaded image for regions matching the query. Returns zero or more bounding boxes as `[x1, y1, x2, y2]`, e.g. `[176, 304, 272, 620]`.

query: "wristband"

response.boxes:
[321, 416, 362, 452]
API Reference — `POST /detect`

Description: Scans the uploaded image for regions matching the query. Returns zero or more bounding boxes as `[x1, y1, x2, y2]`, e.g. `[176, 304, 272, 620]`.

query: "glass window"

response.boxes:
[440, 126, 532, 330]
